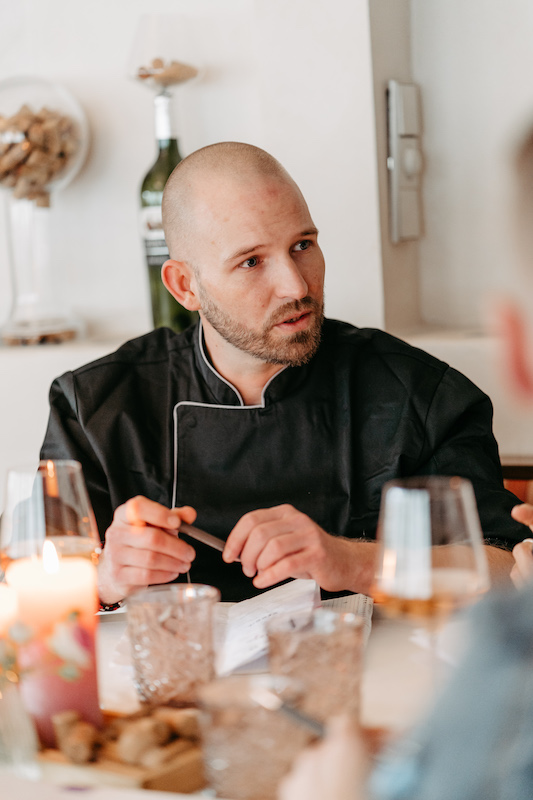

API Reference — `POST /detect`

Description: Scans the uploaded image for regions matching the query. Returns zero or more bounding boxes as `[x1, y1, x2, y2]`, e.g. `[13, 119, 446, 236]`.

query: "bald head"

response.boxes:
[161, 142, 297, 262]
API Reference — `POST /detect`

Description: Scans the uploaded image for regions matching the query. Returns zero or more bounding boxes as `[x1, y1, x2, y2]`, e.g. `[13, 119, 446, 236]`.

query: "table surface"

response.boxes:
[97, 608, 451, 728]
[3, 604, 469, 799]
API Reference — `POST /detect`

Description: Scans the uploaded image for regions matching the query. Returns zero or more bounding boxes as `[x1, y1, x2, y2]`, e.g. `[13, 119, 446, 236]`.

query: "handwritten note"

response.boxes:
[214, 580, 373, 676]
[215, 579, 320, 675]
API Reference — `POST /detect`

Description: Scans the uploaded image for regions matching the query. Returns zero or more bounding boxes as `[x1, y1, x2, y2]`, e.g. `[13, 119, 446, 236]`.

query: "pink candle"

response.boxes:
[5, 542, 102, 746]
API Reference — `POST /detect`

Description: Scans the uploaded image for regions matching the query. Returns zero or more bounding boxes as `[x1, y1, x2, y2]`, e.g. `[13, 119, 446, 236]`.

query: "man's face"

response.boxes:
[187, 174, 325, 367]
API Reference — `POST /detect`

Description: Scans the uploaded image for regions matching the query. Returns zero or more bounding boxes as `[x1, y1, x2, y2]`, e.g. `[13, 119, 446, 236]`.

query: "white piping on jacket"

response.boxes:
[171, 321, 286, 506]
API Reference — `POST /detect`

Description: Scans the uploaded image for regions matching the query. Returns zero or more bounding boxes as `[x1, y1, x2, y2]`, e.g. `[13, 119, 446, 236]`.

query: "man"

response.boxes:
[40, 142, 524, 606]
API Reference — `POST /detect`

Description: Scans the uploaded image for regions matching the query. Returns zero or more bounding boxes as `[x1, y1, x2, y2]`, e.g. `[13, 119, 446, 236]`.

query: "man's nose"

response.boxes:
[274, 255, 309, 300]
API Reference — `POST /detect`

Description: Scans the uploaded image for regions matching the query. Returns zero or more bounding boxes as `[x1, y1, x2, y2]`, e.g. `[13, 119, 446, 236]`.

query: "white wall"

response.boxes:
[0, 0, 385, 507]
[368, 0, 421, 332]
[0, 0, 384, 336]
[411, 0, 533, 329]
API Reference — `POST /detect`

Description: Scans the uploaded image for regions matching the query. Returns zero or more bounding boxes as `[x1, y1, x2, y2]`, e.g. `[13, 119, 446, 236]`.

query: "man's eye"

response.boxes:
[294, 239, 312, 252]
[241, 256, 259, 268]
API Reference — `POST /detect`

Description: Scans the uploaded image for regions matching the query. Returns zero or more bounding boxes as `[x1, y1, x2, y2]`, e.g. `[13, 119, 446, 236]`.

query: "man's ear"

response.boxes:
[161, 259, 201, 311]
[493, 298, 533, 403]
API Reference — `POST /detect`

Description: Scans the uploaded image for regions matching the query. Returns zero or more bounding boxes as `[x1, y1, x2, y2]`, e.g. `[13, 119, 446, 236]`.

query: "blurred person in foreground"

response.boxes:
[40, 142, 524, 607]
[498, 128, 533, 587]
[279, 126, 533, 800]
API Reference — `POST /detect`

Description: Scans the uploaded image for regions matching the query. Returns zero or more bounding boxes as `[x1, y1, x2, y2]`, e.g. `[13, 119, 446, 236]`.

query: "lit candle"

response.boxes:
[5, 542, 102, 746]
[0, 584, 18, 636]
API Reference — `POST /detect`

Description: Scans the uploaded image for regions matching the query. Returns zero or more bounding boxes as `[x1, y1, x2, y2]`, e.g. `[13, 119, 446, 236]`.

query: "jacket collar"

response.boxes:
[192, 320, 311, 407]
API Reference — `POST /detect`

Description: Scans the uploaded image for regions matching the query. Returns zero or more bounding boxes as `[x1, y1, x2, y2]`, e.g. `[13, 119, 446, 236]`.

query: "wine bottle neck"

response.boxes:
[154, 91, 176, 143]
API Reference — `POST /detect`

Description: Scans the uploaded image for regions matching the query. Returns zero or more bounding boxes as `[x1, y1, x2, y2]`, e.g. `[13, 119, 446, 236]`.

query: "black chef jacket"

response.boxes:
[40, 318, 526, 601]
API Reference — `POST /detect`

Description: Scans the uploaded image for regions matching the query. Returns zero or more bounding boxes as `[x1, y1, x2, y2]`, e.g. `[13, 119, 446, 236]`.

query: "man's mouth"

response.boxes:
[277, 311, 311, 328]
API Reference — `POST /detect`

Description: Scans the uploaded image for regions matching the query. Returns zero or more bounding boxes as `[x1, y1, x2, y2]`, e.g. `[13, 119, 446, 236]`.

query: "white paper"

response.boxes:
[215, 579, 320, 676]
[104, 583, 375, 696]
[321, 593, 373, 645]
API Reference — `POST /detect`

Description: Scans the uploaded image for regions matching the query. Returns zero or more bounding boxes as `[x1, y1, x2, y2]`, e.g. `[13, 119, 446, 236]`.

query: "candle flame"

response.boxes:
[43, 539, 60, 574]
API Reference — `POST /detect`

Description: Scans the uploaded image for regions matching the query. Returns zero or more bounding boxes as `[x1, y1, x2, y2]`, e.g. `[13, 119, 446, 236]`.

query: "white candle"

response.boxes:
[6, 552, 96, 633]
[0, 583, 18, 636]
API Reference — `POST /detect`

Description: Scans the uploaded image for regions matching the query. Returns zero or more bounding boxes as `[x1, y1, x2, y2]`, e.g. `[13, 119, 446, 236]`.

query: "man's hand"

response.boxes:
[97, 496, 197, 605]
[222, 504, 377, 594]
[510, 504, 533, 586]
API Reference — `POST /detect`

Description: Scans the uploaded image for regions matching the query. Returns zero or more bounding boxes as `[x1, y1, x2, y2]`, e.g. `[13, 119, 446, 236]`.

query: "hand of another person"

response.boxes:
[222, 504, 377, 594]
[97, 496, 197, 605]
[510, 504, 533, 587]
[278, 715, 368, 800]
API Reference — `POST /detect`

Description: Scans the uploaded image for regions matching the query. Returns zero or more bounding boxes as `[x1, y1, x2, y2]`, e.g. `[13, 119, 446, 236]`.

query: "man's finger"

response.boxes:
[223, 505, 293, 562]
[111, 542, 194, 572]
[115, 566, 188, 589]
[239, 520, 304, 576]
[106, 525, 196, 561]
[253, 550, 311, 588]
[512, 539, 533, 573]
[252, 529, 313, 574]
[511, 503, 533, 527]
[115, 497, 196, 530]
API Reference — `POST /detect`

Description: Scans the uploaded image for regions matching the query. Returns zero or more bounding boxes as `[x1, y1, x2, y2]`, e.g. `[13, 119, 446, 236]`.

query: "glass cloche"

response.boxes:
[0, 76, 89, 345]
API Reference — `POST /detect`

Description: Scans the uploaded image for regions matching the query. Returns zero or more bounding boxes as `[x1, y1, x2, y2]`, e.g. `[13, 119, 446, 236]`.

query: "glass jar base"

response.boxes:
[1, 317, 81, 346]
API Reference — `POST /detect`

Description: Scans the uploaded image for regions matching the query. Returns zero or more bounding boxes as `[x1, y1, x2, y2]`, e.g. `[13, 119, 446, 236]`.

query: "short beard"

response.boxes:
[196, 283, 324, 367]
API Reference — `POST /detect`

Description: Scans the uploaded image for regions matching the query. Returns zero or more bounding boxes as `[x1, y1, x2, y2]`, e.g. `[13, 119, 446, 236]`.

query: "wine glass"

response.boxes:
[370, 476, 490, 716]
[372, 476, 490, 622]
[371, 476, 490, 698]
[0, 460, 101, 578]
[127, 13, 201, 93]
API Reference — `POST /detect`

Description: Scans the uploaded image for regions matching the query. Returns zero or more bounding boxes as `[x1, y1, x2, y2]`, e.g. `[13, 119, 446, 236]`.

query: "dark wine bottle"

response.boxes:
[140, 90, 197, 332]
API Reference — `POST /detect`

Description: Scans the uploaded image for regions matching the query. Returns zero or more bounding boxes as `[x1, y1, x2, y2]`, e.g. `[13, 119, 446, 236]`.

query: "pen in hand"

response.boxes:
[178, 522, 241, 563]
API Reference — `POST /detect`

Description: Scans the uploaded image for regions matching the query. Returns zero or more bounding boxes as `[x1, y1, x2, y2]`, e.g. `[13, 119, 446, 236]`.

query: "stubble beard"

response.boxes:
[196, 284, 324, 367]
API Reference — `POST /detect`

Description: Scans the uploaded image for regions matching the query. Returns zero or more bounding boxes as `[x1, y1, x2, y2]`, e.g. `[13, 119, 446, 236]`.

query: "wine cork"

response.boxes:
[139, 737, 192, 769]
[115, 717, 173, 765]
[52, 709, 80, 742]
[52, 710, 100, 764]
[0, 140, 31, 174]
[28, 122, 45, 147]
[136, 57, 198, 87]
[153, 707, 201, 740]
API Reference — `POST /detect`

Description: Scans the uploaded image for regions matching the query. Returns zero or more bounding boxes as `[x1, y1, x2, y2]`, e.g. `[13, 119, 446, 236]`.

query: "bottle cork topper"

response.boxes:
[136, 57, 198, 89]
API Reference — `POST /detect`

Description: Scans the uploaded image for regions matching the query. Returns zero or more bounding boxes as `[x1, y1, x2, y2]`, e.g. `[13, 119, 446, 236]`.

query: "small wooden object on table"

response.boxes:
[38, 706, 206, 794]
